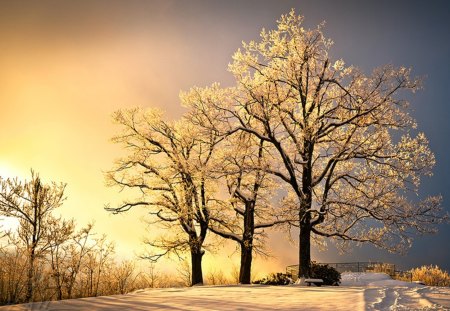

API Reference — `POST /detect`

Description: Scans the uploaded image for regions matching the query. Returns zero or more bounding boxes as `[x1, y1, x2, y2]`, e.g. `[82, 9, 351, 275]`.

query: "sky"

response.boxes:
[0, 0, 449, 275]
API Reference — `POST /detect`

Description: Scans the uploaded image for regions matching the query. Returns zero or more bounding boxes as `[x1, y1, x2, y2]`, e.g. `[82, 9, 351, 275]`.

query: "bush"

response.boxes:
[410, 265, 450, 287]
[253, 273, 291, 285]
[311, 262, 341, 286]
[253, 262, 341, 286]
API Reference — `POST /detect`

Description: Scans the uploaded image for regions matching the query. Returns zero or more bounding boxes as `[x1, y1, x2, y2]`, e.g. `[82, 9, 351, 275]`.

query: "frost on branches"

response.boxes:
[106, 108, 221, 285]
[186, 10, 446, 278]
[182, 86, 291, 284]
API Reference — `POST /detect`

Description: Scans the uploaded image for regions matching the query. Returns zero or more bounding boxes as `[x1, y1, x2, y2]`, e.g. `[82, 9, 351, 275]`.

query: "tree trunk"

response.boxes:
[239, 201, 255, 284]
[56, 285, 63, 301]
[67, 276, 75, 299]
[239, 242, 253, 284]
[54, 270, 63, 300]
[298, 140, 314, 279]
[190, 244, 204, 286]
[298, 220, 311, 278]
[25, 249, 35, 302]
[51, 256, 63, 300]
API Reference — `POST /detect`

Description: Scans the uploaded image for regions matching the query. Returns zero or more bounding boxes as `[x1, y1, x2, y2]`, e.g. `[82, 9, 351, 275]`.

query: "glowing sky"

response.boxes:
[1, 0, 449, 274]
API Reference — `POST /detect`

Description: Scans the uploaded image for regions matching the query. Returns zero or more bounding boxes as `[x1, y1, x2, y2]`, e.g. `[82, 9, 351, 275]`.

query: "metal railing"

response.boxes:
[286, 262, 402, 281]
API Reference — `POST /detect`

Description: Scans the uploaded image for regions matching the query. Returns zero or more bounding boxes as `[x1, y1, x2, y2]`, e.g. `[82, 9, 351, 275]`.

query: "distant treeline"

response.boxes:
[0, 227, 245, 305]
[0, 171, 172, 305]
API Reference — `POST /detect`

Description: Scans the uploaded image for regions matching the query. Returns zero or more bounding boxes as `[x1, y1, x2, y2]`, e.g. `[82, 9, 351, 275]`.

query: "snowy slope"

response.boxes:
[342, 272, 450, 310]
[0, 273, 448, 310]
[342, 272, 414, 286]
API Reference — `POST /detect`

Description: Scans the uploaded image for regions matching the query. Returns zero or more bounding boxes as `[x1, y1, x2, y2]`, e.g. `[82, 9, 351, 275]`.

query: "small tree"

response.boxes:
[0, 170, 66, 302]
[143, 263, 160, 288]
[0, 244, 28, 304]
[47, 222, 97, 300]
[177, 259, 192, 287]
[46, 216, 75, 300]
[82, 235, 114, 297]
[113, 260, 137, 294]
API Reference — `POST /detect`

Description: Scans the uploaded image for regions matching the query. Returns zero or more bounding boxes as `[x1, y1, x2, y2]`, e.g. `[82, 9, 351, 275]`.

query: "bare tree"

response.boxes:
[82, 235, 114, 297]
[46, 217, 75, 300]
[107, 108, 221, 285]
[0, 170, 66, 301]
[47, 222, 97, 300]
[0, 215, 137, 303]
[143, 262, 160, 288]
[113, 260, 137, 294]
[206, 268, 228, 285]
[0, 243, 28, 304]
[176, 259, 192, 287]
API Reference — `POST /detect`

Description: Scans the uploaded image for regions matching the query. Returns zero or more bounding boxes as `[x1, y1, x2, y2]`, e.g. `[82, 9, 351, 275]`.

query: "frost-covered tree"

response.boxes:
[199, 10, 444, 278]
[107, 108, 221, 285]
[47, 222, 98, 300]
[0, 170, 67, 301]
[183, 87, 289, 284]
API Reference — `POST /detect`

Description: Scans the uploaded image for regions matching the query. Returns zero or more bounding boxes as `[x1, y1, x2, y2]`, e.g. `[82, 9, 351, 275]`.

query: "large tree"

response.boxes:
[203, 11, 444, 278]
[0, 170, 67, 301]
[107, 108, 220, 285]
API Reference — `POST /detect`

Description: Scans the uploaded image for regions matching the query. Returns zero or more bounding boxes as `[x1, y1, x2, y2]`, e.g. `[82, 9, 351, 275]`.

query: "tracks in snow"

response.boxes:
[364, 286, 448, 310]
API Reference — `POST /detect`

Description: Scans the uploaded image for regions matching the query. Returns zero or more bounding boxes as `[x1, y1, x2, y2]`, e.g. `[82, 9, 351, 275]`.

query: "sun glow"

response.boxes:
[0, 162, 22, 233]
[0, 161, 22, 180]
[0, 216, 19, 233]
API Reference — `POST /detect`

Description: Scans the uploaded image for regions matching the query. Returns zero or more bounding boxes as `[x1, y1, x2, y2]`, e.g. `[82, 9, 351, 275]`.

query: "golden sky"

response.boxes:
[0, 1, 299, 275]
[1, 1, 450, 274]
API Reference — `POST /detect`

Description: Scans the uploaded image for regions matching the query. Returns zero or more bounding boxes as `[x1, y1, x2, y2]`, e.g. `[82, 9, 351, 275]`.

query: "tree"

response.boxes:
[207, 135, 286, 284]
[0, 243, 28, 304]
[143, 262, 160, 288]
[112, 260, 137, 294]
[46, 216, 75, 300]
[82, 235, 114, 297]
[194, 10, 445, 278]
[47, 222, 97, 300]
[182, 85, 289, 284]
[177, 258, 192, 287]
[0, 170, 66, 301]
[106, 108, 221, 285]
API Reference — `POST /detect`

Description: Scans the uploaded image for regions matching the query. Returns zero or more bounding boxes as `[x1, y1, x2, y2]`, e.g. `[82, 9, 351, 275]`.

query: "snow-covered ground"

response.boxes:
[341, 272, 450, 310]
[1, 273, 449, 310]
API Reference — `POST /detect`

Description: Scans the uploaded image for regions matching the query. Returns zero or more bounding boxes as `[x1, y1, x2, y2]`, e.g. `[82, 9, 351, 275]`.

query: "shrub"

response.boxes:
[253, 273, 291, 285]
[311, 262, 341, 286]
[253, 263, 341, 286]
[410, 265, 450, 287]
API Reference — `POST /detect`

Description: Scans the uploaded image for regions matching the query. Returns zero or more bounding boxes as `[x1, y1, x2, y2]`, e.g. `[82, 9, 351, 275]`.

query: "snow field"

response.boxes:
[0, 273, 448, 310]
